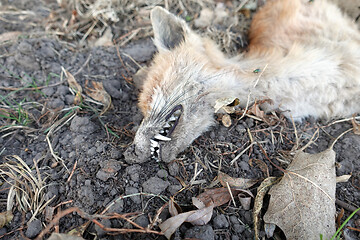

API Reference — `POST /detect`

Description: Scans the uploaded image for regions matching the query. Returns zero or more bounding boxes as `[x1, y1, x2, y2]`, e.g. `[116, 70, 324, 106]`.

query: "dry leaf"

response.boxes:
[169, 197, 182, 216]
[48, 233, 85, 240]
[195, 188, 240, 207]
[249, 159, 269, 177]
[160, 187, 240, 239]
[159, 204, 214, 239]
[92, 27, 113, 47]
[263, 149, 336, 240]
[45, 206, 55, 222]
[222, 114, 232, 127]
[218, 171, 258, 189]
[336, 174, 351, 183]
[253, 177, 280, 240]
[214, 97, 239, 113]
[248, 102, 265, 119]
[0, 210, 13, 228]
[351, 117, 360, 135]
[0, 31, 22, 43]
[64, 68, 82, 93]
[85, 80, 112, 115]
[239, 196, 252, 210]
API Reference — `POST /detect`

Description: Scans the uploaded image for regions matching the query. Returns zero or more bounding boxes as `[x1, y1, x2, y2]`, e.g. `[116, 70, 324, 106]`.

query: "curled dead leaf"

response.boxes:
[0, 210, 13, 228]
[249, 159, 269, 178]
[160, 187, 241, 239]
[351, 117, 360, 135]
[214, 97, 239, 113]
[63, 68, 82, 104]
[253, 177, 280, 240]
[159, 204, 214, 239]
[63, 68, 82, 93]
[169, 197, 182, 217]
[85, 80, 112, 115]
[336, 174, 351, 183]
[218, 171, 258, 189]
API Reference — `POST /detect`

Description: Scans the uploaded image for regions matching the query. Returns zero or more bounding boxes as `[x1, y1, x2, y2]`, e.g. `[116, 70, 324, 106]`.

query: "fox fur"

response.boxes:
[124, 0, 360, 163]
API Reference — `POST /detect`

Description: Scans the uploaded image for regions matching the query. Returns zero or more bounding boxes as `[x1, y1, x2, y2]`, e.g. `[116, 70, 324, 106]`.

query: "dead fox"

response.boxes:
[124, 0, 360, 163]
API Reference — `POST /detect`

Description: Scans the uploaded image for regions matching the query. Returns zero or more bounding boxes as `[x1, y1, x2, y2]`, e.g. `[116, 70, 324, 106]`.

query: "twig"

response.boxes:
[335, 199, 360, 217]
[66, 160, 78, 183]
[226, 182, 236, 207]
[330, 128, 353, 149]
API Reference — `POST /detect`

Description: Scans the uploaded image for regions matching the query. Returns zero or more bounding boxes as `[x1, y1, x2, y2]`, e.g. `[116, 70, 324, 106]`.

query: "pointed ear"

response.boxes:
[150, 7, 189, 50]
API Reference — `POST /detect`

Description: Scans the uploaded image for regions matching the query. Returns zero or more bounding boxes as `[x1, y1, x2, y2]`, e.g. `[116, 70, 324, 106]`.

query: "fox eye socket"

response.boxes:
[150, 105, 183, 161]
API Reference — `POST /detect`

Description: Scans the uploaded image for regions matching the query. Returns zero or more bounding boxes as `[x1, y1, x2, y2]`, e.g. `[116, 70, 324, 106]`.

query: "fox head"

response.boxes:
[124, 7, 233, 163]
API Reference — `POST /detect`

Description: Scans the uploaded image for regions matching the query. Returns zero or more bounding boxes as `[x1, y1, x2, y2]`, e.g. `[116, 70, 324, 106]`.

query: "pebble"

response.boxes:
[125, 187, 141, 204]
[94, 219, 111, 237]
[142, 177, 169, 195]
[70, 116, 97, 134]
[125, 165, 141, 182]
[134, 215, 149, 228]
[184, 225, 215, 240]
[213, 214, 229, 228]
[168, 162, 180, 176]
[157, 169, 168, 179]
[25, 219, 42, 238]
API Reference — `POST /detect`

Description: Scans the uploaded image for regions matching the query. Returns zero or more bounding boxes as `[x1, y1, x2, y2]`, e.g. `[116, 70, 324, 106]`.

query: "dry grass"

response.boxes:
[46, 0, 253, 53]
[0, 155, 54, 222]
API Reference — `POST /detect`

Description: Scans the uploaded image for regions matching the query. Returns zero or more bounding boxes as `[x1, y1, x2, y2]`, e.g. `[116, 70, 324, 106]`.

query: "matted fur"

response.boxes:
[124, 0, 360, 163]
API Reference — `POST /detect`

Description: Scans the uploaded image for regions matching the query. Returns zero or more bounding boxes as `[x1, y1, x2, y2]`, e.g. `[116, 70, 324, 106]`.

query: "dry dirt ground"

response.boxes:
[0, 0, 359, 239]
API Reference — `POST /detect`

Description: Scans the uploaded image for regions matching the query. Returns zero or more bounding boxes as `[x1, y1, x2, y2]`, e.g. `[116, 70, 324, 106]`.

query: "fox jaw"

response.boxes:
[124, 7, 241, 163]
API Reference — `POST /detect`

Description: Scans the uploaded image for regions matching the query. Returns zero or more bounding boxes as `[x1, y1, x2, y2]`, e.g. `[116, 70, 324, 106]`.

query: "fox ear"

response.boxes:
[150, 7, 188, 50]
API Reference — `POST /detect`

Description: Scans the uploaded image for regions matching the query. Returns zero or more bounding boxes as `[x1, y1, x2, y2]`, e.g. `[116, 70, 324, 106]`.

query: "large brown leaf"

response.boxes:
[263, 149, 336, 239]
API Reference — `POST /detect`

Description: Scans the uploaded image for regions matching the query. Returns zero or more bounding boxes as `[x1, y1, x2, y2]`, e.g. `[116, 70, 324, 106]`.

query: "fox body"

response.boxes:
[124, 0, 360, 163]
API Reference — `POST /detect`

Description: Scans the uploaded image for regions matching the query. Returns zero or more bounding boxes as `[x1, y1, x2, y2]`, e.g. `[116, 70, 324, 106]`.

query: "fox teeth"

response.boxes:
[163, 122, 171, 128]
[154, 134, 171, 141]
[150, 139, 159, 147]
[173, 110, 181, 116]
[169, 116, 177, 122]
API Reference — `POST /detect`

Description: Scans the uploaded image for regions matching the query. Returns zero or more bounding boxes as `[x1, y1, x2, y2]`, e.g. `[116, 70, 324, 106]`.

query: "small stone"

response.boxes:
[167, 185, 182, 195]
[168, 162, 180, 176]
[126, 165, 141, 182]
[142, 177, 169, 195]
[238, 160, 250, 172]
[134, 215, 149, 228]
[233, 224, 245, 234]
[94, 219, 111, 237]
[108, 199, 124, 213]
[96, 170, 111, 181]
[25, 219, 42, 238]
[17, 41, 33, 54]
[70, 116, 97, 134]
[125, 187, 141, 204]
[184, 225, 215, 240]
[110, 148, 122, 159]
[49, 98, 65, 109]
[213, 214, 229, 228]
[42, 87, 55, 97]
[157, 169, 168, 179]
